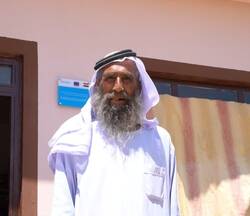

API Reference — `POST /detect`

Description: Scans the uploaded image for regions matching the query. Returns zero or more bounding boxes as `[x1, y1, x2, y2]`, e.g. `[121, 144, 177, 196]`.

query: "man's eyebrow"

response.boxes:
[102, 71, 135, 77]
[102, 72, 116, 77]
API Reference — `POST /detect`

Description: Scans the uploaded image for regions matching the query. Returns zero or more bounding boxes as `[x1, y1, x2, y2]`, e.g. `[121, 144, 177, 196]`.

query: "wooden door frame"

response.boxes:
[141, 57, 250, 89]
[0, 37, 38, 216]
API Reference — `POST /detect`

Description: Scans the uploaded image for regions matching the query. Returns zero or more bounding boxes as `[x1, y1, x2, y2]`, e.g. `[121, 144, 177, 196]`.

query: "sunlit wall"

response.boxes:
[0, 0, 250, 215]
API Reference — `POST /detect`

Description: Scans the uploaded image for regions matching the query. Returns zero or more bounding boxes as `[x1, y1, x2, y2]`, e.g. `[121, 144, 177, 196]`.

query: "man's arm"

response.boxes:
[156, 126, 180, 215]
[169, 148, 180, 216]
[51, 153, 85, 216]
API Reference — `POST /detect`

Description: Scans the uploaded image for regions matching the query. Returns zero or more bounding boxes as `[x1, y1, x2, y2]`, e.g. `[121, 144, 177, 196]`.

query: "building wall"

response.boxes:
[0, 0, 250, 215]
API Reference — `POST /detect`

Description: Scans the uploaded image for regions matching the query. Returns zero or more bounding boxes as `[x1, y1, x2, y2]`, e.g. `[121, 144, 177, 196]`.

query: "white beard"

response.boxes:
[91, 89, 142, 148]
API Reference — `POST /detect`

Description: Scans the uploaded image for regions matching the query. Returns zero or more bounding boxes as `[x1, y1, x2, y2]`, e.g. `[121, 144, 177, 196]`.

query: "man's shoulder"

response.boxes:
[48, 112, 91, 153]
[141, 125, 171, 141]
[57, 113, 84, 132]
[48, 112, 91, 172]
[50, 111, 91, 141]
[155, 125, 175, 152]
[155, 125, 171, 140]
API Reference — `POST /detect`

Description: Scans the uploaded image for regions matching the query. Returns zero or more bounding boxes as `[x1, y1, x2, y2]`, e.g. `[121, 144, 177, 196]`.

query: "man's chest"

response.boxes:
[75, 130, 168, 216]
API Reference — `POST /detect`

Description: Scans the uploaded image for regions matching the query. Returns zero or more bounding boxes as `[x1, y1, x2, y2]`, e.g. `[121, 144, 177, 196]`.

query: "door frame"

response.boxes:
[141, 57, 250, 89]
[141, 57, 250, 103]
[0, 37, 38, 215]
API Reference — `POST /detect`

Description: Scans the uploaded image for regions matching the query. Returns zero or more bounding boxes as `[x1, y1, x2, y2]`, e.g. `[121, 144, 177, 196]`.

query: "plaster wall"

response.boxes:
[0, 0, 250, 215]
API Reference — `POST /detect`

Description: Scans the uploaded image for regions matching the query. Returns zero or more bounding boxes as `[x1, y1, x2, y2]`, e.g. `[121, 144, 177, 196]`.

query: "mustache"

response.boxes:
[104, 91, 132, 101]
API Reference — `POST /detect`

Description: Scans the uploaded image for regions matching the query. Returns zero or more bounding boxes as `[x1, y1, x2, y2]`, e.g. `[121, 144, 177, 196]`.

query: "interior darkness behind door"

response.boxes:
[0, 96, 11, 215]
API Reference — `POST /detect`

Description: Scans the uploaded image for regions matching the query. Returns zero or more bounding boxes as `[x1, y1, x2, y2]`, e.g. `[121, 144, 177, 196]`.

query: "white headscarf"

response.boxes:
[82, 56, 159, 127]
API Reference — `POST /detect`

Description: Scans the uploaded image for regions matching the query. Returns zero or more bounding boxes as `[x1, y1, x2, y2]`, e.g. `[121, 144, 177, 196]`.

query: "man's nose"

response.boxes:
[113, 77, 124, 92]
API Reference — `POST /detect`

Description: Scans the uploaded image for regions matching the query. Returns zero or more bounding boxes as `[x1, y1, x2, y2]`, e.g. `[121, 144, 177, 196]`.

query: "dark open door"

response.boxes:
[0, 58, 22, 216]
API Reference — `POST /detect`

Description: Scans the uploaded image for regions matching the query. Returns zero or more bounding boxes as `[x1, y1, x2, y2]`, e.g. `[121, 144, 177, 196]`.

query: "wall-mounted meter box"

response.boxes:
[57, 78, 89, 108]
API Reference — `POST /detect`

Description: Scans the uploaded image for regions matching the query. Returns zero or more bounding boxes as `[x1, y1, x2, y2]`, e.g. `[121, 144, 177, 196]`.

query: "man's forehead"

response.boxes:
[102, 59, 139, 74]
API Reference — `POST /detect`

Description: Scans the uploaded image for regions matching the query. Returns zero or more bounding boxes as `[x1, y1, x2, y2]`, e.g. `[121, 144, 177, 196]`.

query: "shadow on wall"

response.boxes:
[153, 95, 250, 216]
[246, 205, 250, 216]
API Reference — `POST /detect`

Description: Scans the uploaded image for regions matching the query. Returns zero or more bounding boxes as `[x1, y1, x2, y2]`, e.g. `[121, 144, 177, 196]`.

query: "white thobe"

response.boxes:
[51, 121, 179, 216]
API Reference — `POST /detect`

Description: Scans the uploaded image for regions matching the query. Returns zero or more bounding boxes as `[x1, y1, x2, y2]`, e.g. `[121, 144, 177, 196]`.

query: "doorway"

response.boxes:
[0, 96, 11, 215]
[0, 36, 37, 216]
[0, 58, 22, 216]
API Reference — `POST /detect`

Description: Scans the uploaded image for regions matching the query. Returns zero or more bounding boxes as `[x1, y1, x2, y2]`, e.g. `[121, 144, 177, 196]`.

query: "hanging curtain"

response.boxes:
[153, 95, 250, 216]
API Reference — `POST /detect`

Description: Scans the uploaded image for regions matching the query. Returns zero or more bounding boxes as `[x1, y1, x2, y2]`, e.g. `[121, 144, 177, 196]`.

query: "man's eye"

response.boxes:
[123, 77, 133, 83]
[105, 77, 116, 82]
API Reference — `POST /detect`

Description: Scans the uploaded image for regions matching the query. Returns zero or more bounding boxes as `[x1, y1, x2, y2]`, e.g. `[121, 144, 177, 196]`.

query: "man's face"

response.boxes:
[92, 59, 142, 146]
[98, 60, 140, 107]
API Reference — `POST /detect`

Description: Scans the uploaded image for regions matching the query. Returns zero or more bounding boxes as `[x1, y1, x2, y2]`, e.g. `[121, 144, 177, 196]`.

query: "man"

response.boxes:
[48, 49, 179, 216]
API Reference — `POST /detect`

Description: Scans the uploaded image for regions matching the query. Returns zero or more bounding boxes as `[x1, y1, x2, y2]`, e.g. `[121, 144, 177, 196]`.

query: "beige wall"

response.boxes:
[0, 0, 250, 215]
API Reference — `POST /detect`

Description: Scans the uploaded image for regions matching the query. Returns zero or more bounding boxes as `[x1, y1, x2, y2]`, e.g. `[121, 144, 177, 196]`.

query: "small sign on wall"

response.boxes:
[58, 78, 89, 108]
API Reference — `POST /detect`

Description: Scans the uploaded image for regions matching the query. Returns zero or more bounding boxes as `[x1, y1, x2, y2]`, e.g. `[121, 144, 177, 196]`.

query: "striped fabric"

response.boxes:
[153, 95, 250, 216]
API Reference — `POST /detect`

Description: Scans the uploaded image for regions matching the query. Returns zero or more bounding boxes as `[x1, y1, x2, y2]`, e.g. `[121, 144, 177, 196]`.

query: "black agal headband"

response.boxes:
[94, 49, 137, 70]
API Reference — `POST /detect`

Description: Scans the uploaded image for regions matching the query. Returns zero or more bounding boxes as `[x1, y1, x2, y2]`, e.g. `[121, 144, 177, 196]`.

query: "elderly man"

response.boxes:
[48, 49, 179, 216]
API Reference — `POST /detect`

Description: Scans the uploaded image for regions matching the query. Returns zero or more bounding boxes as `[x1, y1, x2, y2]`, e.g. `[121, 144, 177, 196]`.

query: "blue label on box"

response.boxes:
[58, 78, 90, 108]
